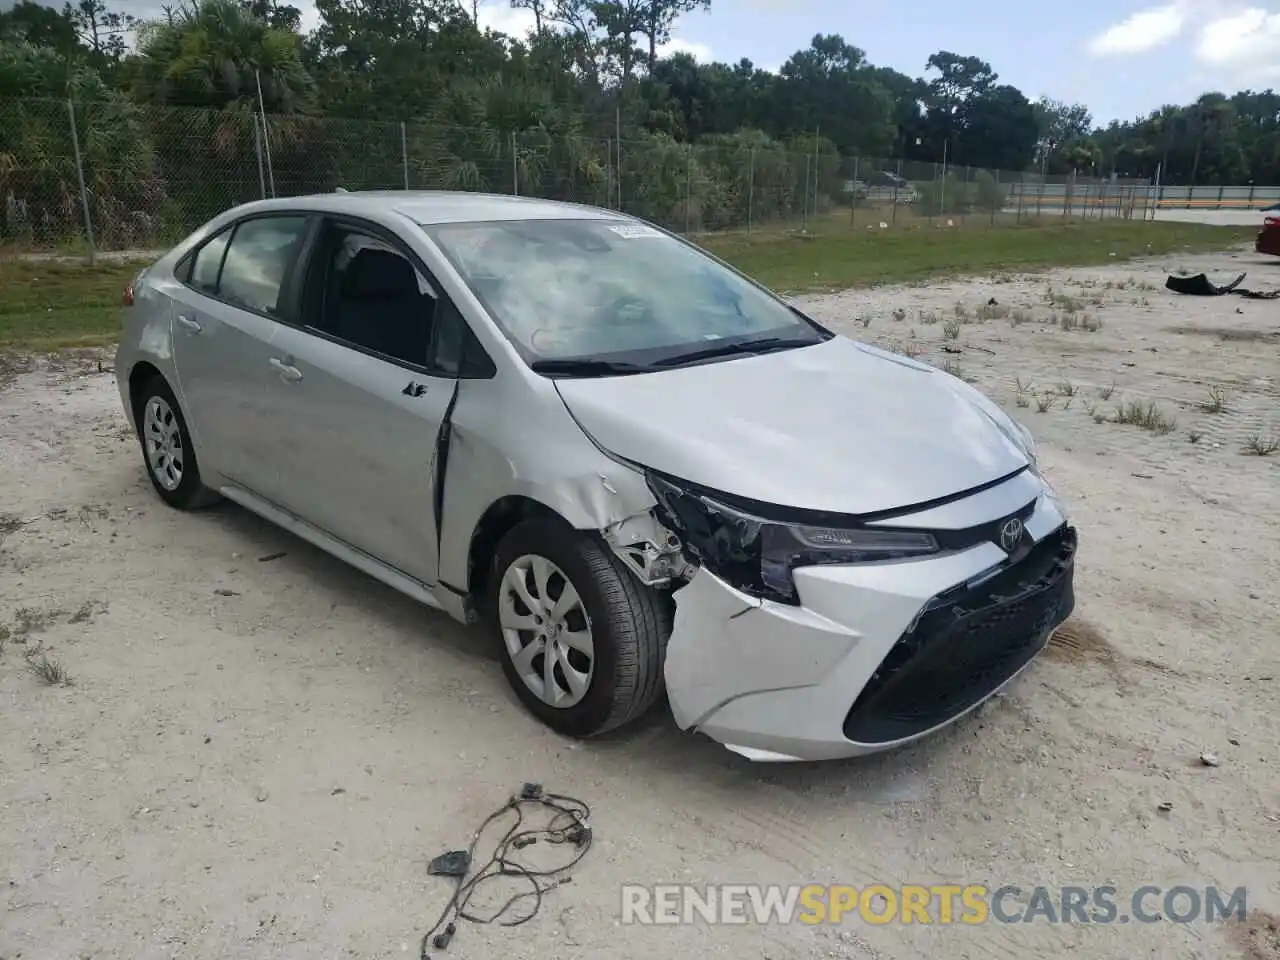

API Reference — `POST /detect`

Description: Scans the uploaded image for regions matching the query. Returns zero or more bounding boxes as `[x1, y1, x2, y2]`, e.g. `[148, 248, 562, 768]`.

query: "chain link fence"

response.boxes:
[1, 97, 1157, 262]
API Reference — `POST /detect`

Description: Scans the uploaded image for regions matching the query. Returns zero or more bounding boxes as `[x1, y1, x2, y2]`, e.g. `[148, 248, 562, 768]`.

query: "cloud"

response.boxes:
[1086, 4, 1187, 55]
[1193, 7, 1280, 81]
[659, 36, 713, 61]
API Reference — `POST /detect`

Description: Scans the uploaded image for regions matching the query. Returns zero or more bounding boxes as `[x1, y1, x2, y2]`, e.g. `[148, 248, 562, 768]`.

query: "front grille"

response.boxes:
[842, 524, 1077, 745]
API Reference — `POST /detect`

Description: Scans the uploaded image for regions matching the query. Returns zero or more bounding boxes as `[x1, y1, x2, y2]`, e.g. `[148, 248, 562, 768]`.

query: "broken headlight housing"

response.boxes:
[647, 472, 939, 605]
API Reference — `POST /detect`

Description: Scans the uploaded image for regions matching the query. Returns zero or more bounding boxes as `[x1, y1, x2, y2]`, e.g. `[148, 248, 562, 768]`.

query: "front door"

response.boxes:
[262, 221, 457, 586]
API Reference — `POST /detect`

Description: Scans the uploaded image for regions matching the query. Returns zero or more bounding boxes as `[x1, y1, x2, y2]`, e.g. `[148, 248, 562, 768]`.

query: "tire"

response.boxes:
[133, 375, 221, 511]
[489, 518, 673, 738]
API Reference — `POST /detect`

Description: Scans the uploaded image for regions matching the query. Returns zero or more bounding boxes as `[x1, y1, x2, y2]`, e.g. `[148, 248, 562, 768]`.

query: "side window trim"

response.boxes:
[176, 211, 313, 325]
[297, 214, 495, 379]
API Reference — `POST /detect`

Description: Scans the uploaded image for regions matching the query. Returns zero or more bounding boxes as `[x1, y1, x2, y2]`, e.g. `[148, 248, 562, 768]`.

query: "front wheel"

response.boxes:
[490, 518, 673, 738]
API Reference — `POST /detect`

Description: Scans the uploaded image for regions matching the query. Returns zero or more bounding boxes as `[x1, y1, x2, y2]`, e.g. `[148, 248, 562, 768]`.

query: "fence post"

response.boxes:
[260, 113, 276, 198]
[991, 169, 999, 226]
[684, 146, 692, 235]
[511, 131, 518, 196]
[1152, 162, 1162, 221]
[747, 147, 755, 234]
[401, 122, 410, 189]
[850, 155, 859, 227]
[892, 158, 902, 226]
[66, 100, 95, 266]
[253, 118, 266, 199]
[801, 154, 811, 231]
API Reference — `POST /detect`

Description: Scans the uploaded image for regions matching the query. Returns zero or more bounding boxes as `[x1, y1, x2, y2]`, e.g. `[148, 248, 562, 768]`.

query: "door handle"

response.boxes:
[269, 357, 303, 382]
[177, 315, 202, 334]
[402, 381, 427, 397]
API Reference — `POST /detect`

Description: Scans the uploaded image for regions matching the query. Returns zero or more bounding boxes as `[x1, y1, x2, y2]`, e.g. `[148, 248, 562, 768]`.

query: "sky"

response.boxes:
[11, 0, 1280, 123]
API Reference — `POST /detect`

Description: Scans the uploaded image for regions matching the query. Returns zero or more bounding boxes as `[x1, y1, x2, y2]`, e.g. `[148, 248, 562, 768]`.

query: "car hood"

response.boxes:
[553, 336, 1031, 515]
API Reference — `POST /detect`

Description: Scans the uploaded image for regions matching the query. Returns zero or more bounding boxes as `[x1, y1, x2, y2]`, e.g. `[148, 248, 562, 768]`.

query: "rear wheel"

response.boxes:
[134, 375, 220, 510]
[490, 518, 672, 737]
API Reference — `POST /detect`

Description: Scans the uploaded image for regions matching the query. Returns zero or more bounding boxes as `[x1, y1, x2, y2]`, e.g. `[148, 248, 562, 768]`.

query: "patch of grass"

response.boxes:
[1059, 312, 1080, 331]
[1009, 308, 1033, 326]
[1058, 380, 1077, 397]
[0, 257, 148, 351]
[1113, 399, 1176, 434]
[1244, 433, 1280, 456]
[25, 652, 72, 686]
[1081, 313, 1103, 332]
[939, 357, 964, 379]
[699, 219, 1255, 295]
[1188, 429, 1202, 444]
[1201, 385, 1228, 414]
[891, 307, 907, 322]
[1046, 289, 1083, 313]
[1098, 382, 1116, 400]
[12, 606, 61, 636]
[942, 318, 961, 340]
[1035, 394, 1057, 413]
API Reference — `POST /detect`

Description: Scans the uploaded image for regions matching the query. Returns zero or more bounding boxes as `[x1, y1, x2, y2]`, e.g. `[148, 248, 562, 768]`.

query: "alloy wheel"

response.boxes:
[143, 395, 184, 491]
[498, 553, 594, 708]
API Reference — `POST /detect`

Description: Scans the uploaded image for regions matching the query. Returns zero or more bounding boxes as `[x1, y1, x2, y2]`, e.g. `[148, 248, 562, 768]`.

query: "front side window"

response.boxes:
[311, 226, 437, 368]
[217, 216, 309, 316]
[422, 218, 826, 368]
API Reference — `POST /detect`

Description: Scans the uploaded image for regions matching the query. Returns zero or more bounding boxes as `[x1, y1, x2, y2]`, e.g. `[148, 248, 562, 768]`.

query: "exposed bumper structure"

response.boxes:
[664, 476, 1075, 762]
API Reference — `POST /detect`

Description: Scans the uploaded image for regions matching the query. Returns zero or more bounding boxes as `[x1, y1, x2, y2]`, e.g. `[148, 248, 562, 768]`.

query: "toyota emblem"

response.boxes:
[998, 517, 1024, 553]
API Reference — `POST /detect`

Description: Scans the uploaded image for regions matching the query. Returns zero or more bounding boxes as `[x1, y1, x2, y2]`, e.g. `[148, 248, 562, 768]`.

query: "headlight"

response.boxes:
[647, 473, 939, 604]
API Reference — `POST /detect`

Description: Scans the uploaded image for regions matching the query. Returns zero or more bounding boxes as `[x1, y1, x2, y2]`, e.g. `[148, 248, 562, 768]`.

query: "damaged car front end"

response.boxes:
[427, 208, 1078, 763]
[644, 466, 1074, 761]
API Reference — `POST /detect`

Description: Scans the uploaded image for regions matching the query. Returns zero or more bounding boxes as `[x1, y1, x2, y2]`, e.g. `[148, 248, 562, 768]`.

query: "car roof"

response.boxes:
[221, 190, 630, 226]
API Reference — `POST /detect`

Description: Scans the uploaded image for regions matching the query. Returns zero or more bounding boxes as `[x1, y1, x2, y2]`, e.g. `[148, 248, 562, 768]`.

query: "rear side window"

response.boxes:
[190, 228, 230, 293]
[218, 216, 309, 316]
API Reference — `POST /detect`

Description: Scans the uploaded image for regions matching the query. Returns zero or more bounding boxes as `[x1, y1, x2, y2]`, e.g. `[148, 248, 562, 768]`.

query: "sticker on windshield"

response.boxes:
[608, 224, 663, 239]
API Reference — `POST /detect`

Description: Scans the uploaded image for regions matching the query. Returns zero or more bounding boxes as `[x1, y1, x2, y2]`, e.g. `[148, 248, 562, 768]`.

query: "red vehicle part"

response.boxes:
[1258, 217, 1280, 257]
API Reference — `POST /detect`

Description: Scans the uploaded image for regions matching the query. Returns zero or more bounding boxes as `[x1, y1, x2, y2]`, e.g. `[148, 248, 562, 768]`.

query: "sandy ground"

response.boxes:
[2, 249, 1279, 960]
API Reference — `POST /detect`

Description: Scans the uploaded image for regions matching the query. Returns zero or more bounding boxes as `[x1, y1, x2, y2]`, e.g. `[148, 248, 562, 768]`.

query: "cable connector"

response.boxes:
[519, 782, 543, 800]
[432, 922, 457, 950]
[427, 851, 471, 878]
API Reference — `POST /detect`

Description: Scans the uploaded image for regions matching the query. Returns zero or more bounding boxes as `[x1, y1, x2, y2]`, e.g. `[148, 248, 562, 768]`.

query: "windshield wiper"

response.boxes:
[650, 335, 822, 368]
[529, 357, 655, 377]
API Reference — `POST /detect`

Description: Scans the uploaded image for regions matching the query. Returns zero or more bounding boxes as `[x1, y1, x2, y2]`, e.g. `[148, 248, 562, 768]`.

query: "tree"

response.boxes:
[1034, 97, 1091, 170]
[0, 1, 86, 59]
[635, 0, 707, 72]
[132, 0, 314, 111]
[65, 0, 137, 63]
[962, 85, 1038, 171]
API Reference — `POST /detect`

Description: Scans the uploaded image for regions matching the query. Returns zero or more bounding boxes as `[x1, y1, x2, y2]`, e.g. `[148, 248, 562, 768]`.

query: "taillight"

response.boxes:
[123, 284, 134, 306]
[1265, 217, 1279, 227]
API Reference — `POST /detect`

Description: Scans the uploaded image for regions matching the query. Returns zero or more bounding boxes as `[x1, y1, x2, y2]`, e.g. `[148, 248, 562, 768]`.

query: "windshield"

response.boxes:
[421, 218, 828, 368]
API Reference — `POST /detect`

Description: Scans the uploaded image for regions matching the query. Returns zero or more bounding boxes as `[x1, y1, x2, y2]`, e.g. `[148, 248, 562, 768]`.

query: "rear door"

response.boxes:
[169, 213, 310, 499]
[260, 217, 464, 586]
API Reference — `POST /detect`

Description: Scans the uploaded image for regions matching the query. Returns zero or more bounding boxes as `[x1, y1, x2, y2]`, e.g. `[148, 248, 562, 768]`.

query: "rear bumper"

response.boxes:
[664, 474, 1075, 762]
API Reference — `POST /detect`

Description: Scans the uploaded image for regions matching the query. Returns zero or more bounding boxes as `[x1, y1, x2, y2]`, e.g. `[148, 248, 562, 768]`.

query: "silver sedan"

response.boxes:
[115, 191, 1077, 762]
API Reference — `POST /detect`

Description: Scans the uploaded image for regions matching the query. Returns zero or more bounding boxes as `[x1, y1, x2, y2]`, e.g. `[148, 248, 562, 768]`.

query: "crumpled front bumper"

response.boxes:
[663, 476, 1075, 762]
